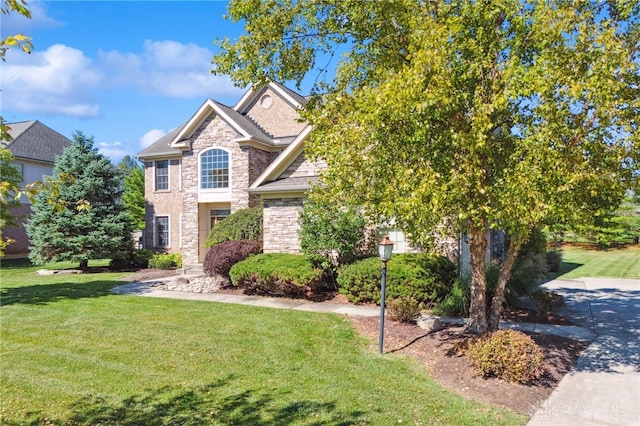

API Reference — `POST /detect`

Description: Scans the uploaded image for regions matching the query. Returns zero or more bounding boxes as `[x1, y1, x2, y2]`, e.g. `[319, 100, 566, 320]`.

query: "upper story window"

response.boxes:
[200, 148, 229, 189]
[155, 160, 169, 191]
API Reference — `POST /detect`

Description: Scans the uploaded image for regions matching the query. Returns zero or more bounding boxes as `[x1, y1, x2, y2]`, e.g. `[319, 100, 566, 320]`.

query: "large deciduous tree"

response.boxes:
[213, 0, 639, 333]
[26, 132, 133, 269]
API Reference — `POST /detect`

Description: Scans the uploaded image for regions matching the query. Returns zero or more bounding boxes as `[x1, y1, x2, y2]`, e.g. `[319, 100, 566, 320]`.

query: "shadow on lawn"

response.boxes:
[13, 376, 364, 426]
[0, 280, 116, 306]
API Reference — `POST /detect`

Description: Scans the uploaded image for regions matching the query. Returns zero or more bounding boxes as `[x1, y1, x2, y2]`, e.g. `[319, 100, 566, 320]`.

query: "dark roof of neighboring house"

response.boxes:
[6, 120, 73, 163]
[136, 124, 185, 159]
[247, 175, 319, 194]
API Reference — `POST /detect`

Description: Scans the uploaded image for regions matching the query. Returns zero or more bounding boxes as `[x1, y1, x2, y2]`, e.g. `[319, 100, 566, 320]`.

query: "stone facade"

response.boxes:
[243, 87, 306, 138]
[262, 198, 304, 253]
[143, 157, 183, 251]
[139, 83, 315, 265]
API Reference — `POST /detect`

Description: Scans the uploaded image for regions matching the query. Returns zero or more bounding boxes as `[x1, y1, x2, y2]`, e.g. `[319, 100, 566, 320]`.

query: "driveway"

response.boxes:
[528, 277, 640, 426]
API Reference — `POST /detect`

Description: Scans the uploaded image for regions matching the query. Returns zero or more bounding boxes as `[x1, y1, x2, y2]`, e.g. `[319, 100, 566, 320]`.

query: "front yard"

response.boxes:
[1, 260, 523, 425]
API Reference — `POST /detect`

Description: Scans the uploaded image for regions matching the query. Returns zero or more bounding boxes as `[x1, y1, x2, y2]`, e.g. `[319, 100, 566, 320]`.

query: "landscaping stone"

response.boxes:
[417, 314, 444, 332]
[156, 275, 229, 293]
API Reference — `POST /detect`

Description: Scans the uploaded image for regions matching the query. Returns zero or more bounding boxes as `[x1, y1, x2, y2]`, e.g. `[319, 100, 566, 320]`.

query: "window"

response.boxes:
[201, 149, 229, 189]
[210, 209, 230, 229]
[155, 160, 169, 191]
[156, 216, 169, 247]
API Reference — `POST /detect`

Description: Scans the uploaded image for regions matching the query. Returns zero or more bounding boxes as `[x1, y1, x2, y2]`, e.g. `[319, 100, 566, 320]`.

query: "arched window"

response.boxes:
[200, 148, 229, 189]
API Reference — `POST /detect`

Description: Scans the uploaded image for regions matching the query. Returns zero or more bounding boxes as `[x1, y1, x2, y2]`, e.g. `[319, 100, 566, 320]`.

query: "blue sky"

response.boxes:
[1, 1, 317, 164]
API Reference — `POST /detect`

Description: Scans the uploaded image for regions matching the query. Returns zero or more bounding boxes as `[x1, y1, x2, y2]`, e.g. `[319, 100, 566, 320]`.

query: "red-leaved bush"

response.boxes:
[203, 240, 261, 278]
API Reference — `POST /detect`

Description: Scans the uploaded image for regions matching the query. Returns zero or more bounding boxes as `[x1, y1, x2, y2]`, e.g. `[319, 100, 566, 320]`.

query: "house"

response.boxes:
[2, 120, 73, 258]
[138, 82, 504, 269]
[137, 82, 313, 266]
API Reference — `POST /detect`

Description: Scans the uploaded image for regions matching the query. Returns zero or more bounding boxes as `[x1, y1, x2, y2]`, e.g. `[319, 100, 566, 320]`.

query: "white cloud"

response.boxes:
[100, 40, 244, 99]
[140, 129, 167, 148]
[2, 44, 102, 117]
[2, 40, 244, 118]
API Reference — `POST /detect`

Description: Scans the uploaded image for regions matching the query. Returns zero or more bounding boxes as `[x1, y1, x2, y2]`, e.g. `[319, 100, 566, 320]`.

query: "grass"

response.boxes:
[0, 260, 524, 425]
[556, 245, 640, 279]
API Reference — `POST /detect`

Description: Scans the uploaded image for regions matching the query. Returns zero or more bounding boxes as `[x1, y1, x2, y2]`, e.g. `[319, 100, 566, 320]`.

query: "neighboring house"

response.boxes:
[2, 120, 73, 259]
[138, 82, 504, 268]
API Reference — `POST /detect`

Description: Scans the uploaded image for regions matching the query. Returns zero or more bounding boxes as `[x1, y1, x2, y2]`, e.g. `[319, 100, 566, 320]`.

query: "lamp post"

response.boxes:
[378, 234, 394, 354]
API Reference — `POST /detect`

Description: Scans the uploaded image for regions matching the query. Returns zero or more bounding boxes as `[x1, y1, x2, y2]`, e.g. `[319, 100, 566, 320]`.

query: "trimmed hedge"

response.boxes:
[337, 253, 457, 305]
[204, 207, 263, 247]
[229, 253, 324, 298]
[203, 240, 261, 278]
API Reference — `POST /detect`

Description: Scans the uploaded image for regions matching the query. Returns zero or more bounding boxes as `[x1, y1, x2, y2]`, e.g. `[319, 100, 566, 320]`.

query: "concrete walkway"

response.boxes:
[527, 277, 640, 426]
[112, 279, 596, 340]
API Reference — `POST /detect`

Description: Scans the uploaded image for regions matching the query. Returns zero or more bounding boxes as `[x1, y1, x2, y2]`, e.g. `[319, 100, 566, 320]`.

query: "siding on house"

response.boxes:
[3, 121, 72, 258]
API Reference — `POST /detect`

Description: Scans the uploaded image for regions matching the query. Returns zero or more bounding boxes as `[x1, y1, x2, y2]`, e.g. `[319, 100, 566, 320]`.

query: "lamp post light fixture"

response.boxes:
[378, 234, 394, 354]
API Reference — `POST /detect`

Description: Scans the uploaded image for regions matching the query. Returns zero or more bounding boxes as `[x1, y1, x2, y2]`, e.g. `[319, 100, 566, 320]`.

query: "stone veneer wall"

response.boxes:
[263, 198, 304, 253]
[143, 157, 183, 252]
[180, 115, 274, 264]
[279, 152, 326, 180]
[243, 87, 307, 138]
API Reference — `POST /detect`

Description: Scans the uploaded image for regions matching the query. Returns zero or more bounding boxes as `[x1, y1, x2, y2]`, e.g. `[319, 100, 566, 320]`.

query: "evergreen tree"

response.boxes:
[26, 131, 134, 269]
[118, 155, 145, 230]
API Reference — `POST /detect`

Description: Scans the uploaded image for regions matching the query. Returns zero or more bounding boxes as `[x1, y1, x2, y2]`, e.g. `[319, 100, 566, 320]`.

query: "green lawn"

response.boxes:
[0, 260, 523, 425]
[557, 245, 640, 279]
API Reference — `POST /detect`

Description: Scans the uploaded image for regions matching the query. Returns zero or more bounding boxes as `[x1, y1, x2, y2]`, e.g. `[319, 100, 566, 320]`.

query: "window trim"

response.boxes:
[199, 147, 231, 192]
[155, 215, 170, 248]
[154, 160, 170, 192]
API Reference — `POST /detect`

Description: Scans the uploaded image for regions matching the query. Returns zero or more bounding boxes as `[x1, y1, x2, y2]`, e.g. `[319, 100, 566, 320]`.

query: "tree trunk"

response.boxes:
[79, 259, 88, 271]
[487, 238, 521, 331]
[464, 221, 489, 335]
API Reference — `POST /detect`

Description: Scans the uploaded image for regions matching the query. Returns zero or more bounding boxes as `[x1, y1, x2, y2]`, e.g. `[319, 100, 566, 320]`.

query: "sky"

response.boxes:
[1, 1, 318, 164]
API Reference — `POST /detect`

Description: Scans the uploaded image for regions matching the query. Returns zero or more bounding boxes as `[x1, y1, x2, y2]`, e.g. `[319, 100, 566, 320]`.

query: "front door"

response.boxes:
[198, 204, 231, 262]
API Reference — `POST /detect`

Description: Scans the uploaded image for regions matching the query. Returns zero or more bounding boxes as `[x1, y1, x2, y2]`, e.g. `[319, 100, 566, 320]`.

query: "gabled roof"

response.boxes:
[248, 125, 314, 194]
[169, 99, 275, 149]
[234, 81, 307, 113]
[136, 82, 307, 159]
[5, 120, 72, 163]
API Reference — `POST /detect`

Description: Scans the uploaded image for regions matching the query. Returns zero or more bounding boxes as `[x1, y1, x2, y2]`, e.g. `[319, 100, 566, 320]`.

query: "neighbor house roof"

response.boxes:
[6, 120, 72, 163]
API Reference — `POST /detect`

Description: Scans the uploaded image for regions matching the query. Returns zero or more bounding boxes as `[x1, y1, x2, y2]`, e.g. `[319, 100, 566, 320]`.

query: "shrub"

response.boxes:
[433, 274, 471, 317]
[467, 329, 545, 384]
[203, 240, 261, 278]
[204, 207, 263, 247]
[336, 253, 457, 305]
[530, 290, 565, 313]
[109, 249, 153, 270]
[484, 253, 547, 307]
[149, 252, 182, 270]
[387, 297, 422, 323]
[299, 199, 376, 280]
[546, 250, 562, 273]
[229, 253, 324, 298]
